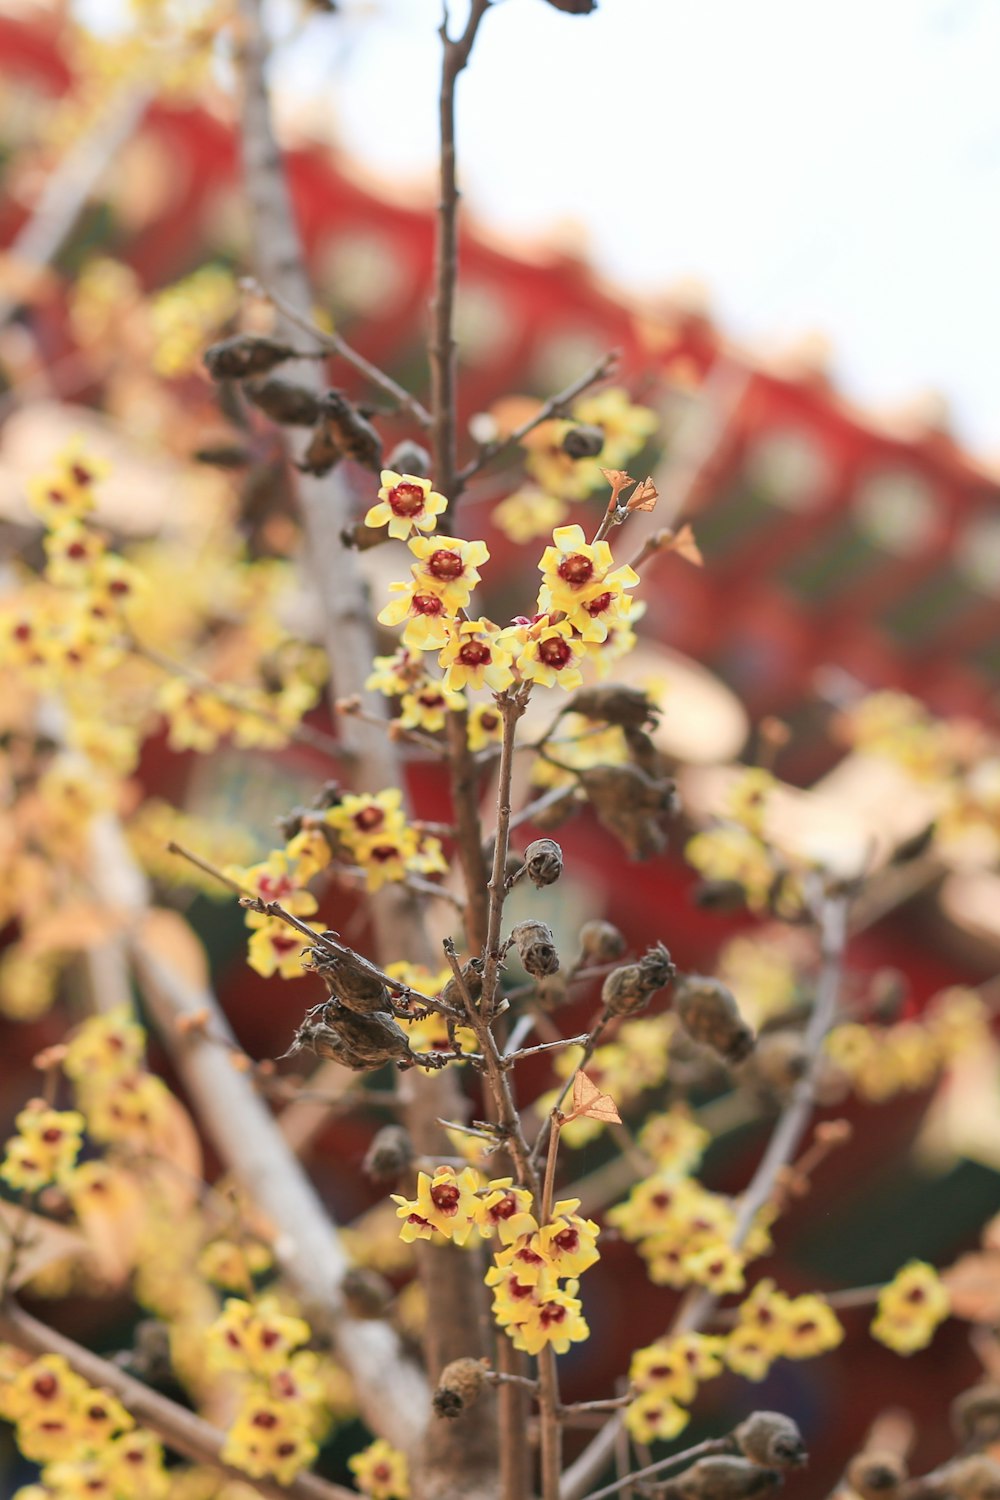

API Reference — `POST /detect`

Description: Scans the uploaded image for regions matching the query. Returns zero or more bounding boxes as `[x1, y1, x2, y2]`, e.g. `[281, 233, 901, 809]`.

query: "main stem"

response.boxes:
[538, 1115, 565, 1500]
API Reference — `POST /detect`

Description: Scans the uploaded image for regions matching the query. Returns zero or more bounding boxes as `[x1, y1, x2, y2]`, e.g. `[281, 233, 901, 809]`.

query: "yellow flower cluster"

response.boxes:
[685, 768, 799, 913]
[724, 1280, 843, 1382]
[391, 1168, 598, 1357]
[227, 853, 321, 979]
[870, 1261, 950, 1354]
[608, 1168, 759, 1296]
[151, 264, 240, 378]
[825, 986, 991, 1104]
[206, 1296, 333, 1484]
[0, 1352, 167, 1496]
[536, 1017, 674, 1148]
[0, 1102, 85, 1194]
[325, 788, 448, 895]
[626, 1332, 725, 1443]
[63, 1006, 172, 1152]
[493, 387, 658, 541]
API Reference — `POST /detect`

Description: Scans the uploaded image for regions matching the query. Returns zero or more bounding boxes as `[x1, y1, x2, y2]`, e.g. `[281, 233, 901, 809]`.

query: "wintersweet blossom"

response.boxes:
[477, 1179, 539, 1243]
[0, 1103, 86, 1192]
[377, 581, 454, 652]
[625, 1391, 690, 1444]
[391, 1166, 484, 1245]
[365, 471, 447, 540]
[537, 524, 639, 637]
[407, 534, 489, 611]
[871, 1261, 950, 1354]
[466, 701, 504, 750]
[439, 617, 516, 693]
[349, 1438, 409, 1500]
[510, 618, 588, 691]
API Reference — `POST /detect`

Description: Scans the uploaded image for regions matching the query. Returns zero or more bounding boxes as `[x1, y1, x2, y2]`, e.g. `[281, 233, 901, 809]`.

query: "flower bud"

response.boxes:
[524, 838, 563, 888]
[578, 919, 626, 964]
[433, 1357, 487, 1419]
[511, 920, 560, 978]
[845, 1452, 907, 1500]
[674, 976, 755, 1064]
[734, 1411, 806, 1469]
[363, 1125, 414, 1182]
[562, 423, 605, 458]
[953, 1383, 1000, 1449]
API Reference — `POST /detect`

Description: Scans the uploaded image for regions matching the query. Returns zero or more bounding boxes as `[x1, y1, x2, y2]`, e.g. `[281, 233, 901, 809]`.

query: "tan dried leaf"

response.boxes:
[625, 476, 659, 513]
[568, 1069, 622, 1124]
[599, 467, 634, 506]
[941, 1251, 1000, 1324]
[668, 522, 704, 566]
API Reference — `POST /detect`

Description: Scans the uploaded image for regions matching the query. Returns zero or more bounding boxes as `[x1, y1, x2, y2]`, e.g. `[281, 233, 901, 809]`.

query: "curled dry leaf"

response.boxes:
[566, 1069, 622, 1125]
[668, 522, 704, 566]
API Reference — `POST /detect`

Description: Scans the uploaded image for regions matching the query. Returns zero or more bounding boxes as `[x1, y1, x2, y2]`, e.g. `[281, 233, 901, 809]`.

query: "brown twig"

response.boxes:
[244, 276, 432, 428]
[430, 0, 493, 505]
[576, 1437, 735, 1500]
[0, 1299, 356, 1500]
[480, 692, 529, 1009]
[456, 349, 620, 486]
[537, 1112, 565, 1500]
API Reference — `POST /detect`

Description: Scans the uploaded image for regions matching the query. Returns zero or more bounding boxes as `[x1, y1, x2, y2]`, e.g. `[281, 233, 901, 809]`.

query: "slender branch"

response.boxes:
[456, 349, 620, 485]
[445, 708, 491, 949]
[505, 782, 578, 836]
[0, 1300, 356, 1500]
[576, 1437, 735, 1500]
[480, 693, 528, 1009]
[560, 889, 849, 1500]
[244, 276, 432, 428]
[502, 1034, 590, 1069]
[537, 1113, 565, 1500]
[430, 0, 493, 505]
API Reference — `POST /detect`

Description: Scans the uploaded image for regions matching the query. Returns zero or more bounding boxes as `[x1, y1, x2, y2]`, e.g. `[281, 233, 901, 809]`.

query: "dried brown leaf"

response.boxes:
[669, 522, 704, 566]
[568, 1069, 622, 1124]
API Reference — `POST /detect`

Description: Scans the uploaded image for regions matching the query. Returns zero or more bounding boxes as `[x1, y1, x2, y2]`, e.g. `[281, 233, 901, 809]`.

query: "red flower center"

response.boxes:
[904, 1286, 927, 1304]
[33, 1374, 58, 1399]
[651, 1192, 672, 1210]
[71, 463, 94, 486]
[260, 1329, 280, 1348]
[489, 1195, 517, 1222]
[583, 590, 614, 617]
[412, 593, 445, 617]
[553, 1228, 579, 1253]
[407, 1213, 432, 1228]
[373, 1464, 392, 1483]
[510, 1278, 534, 1300]
[13, 622, 32, 642]
[277, 1442, 297, 1458]
[388, 482, 427, 517]
[539, 1302, 567, 1328]
[47, 487, 67, 505]
[258, 873, 295, 900]
[41, 1127, 64, 1144]
[354, 806, 385, 832]
[479, 712, 499, 731]
[458, 641, 491, 666]
[419, 692, 446, 709]
[538, 637, 572, 669]
[370, 843, 401, 863]
[271, 933, 299, 955]
[67, 541, 88, 560]
[431, 1183, 461, 1214]
[108, 578, 130, 596]
[557, 553, 595, 585]
[252, 1411, 279, 1430]
[795, 1319, 817, 1336]
[427, 548, 465, 580]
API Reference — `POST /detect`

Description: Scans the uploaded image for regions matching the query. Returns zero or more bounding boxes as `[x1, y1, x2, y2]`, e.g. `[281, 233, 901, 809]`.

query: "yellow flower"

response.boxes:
[78, 1071, 170, 1146]
[378, 581, 454, 651]
[491, 1236, 553, 1288]
[1, 1104, 86, 1192]
[198, 1238, 273, 1292]
[638, 1109, 710, 1174]
[399, 681, 466, 733]
[871, 1261, 950, 1354]
[507, 1282, 590, 1356]
[43, 521, 107, 588]
[365, 648, 425, 697]
[494, 487, 569, 543]
[105, 1429, 169, 1499]
[625, 1390, 690, 1445]
[512, 617, 588, 691]
[407, 534, 489, 611]
[682, 1242, 746, 1296]
[537, 524, 638, 638]
[284, 826, 333, 883]
[523, 420, 602, 500]
[439, 618, 516, 693]
[26, 447, 106, 528]
[724, 1323, 776, 1382]
[391, 1166, 484, 1246]
[6, 1354, 88, 1425]
[685, 825, 776, 911]
[64, 1006, 146, 1081]
[207, 1296, 311, 1377]
[535, 1199, 601, 1277]
[780, 1294, 843, 1359]
[629, 1342, 698, 1403]
[467, 701, 504, 751]
[247, 920, 315, 979]
[326, 789, 407, 846]
[572, 387, 658, 467]
[352, 826, 421, 892]
[158, 679, 238, 754]
[222, 1394, 318, 1485]
[365, 471, 447, 540]
[348, 1438, 409, 1500]
[477, 1179, 539, 1243]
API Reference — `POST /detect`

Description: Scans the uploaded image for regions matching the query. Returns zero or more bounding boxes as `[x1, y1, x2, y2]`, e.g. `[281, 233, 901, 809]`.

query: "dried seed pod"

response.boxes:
[741, 1029, 808, 1096]
[735, 1412, 807, 1469]
[510, 920, 560, 978]
[432, 1357, 487, 1419]
[385, 438, 432, 478]
[953, 1383, 1000, 1449]
[439, 958, 483, 1011]
[362, 1125, 413, 1182]
[845, 1452, 907, 1500]
[341, 1265, 393, 1319]
[283, 1003, 431, 1071]
[309, 945, 391, 1016]
[245, 377, 322, 427]
[300, 389, 382, 474]
[577, 763, 677, 860]
[662, 1456, 782, 1500]
[299, 420, 343, 477]
[204, 334, 299, 380]
[674, 976, 755, 1064]
[578, 919, 626, 964]
[601, 941, 675, 1017]
[523, 838, 563, 888]
[562, 422, 605, 458]
[568, 684, 660, 729]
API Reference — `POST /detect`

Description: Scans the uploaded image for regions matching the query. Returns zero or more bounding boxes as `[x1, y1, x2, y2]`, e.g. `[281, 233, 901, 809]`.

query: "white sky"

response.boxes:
[273, 0, 1000, 455]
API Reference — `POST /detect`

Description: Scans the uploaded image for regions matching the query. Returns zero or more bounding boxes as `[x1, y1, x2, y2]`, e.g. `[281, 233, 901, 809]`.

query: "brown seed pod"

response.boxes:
[341, 1265, 394, 1319]
[282, 1003, 434, 1072]
[567, 684, 660, 730]
[385, 438, 432, 478]
[661, 1456, 782, 1500]
[674, 976, 755, 1064]
[578, 918, 627, 963]
[303, 389, 382, 473]
[523, 838, 563, 888]
[432, 1357, 487, 1419]
[362, 1125, 414, 1183]
[735, 1411, 807, 1469]
[204, 334, 299, 380]
[510, 920, 560, 978]
[562, 422, 605, 458]
[244, 377, 323, 427]
[844, 1451, 907, 1500]
[439, 958, 483, 1011]
[601, 941, 675, 1017]
[741, 1029, 809, 1097]
[693, 878, 747, 911]
[577, 763, 677, 860]
[308, 945, 391, 1016]
[953, 1382, 1000, 1449]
